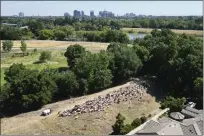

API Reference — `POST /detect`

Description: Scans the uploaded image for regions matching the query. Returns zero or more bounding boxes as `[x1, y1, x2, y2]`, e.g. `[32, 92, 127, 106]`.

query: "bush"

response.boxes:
[1, 65, 56, 113]
[112, 113, 125, 135]
[64, 44, 86, 68]
[140, 116, 147, 123]
[39, 51, 51, 62]
[2, 40, 13, 52]
[20, 40, 27, 53]
[121, 124, 133, 134]
[55, 71, 79, 98]
[131, 118, 142, 128]
[160, 96, 186, 112]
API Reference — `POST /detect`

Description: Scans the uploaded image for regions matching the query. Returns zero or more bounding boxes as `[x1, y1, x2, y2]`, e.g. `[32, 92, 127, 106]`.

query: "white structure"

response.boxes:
[42, 108, 51, 116]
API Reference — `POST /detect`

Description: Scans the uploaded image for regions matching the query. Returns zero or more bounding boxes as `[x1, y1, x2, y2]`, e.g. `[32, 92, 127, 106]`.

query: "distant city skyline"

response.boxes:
[1, 1, 202, 16]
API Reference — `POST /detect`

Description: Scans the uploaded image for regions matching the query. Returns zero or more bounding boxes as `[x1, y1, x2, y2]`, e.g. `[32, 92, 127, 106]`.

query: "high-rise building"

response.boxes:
[99, 10, 115, 18]
[19, 12, 24, 17]
[74, 10, 81, 18]
[81, 11, 84, 17]
[90, 10, 94, 17]
[64, 12, 70, 17]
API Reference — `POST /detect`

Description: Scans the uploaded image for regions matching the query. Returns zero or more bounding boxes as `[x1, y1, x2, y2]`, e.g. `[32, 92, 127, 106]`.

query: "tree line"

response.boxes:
[1, 16, 203, 30]
[1, 25, 129, 43]
[0, 29, 202, 115]
[1, 16, 202, 41]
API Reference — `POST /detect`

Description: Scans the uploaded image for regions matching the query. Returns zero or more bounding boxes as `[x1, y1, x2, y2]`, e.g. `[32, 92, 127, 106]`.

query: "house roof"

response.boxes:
[141, 120, 160, 130]
[170, 112, 185, 120]
[185, 106, 202, 114]
[180, 124, 197, 135]
[197, 120, 203, 134]
[181, 109, 200, 118]
[182, 116, 203, 126]
[136, 117, 203, 135]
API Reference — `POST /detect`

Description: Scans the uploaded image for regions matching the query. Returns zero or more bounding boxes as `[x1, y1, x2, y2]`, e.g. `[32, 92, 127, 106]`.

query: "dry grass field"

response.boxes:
[1, 40, 109, 52]
[122, 28, 203, 36]
[1, 81, 161, 135]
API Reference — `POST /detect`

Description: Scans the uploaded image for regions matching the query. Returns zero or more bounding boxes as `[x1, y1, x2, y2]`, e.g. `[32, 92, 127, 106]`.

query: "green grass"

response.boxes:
[1, 51, 67, 86]
[1, 68, 6, 87]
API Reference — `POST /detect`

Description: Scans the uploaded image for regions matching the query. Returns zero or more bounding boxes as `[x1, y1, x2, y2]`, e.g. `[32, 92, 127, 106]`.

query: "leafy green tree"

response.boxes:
[121, 124, 133, 134]
[107, 43, 142, 84]
[64, 44, 86, 68]
[39, 51, 51, 62]
[38, 29, 54, 40]
[55, 71, 79, 98]
[1, 26, 22, 40]
[133, 44, 150, 62]
[2, 40, 13, 52]
[54, 30, 66, 41]
[140, 116, 147, 123]
[28, 20, 44, 36]
[160, 96, 186, 112]
[4, 63, 26, 83]
[112, 113, 126, 134]
[193, 77, 203, 107]
[20, 40, 27, 52]
[131, 118, 142, 128]
[2, 66, 56, 113]
[73, 51, 113, 94]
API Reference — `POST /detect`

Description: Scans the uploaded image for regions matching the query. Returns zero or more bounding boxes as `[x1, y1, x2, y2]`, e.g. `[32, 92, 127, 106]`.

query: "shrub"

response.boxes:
[160, 96, 186, 112]
[2, 40, 13, 52]
[140, 116, 147, 123]
[112, 113, 125, 135]
[20, 40, 27, 53]
[131, 118, 142, 128]
[39, 51, 51, 62]
[1, 65, 56, 113]
[121, 124, 133, 134]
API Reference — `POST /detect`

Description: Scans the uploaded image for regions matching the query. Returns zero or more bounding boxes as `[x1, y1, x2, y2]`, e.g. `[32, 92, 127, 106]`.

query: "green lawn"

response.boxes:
[1, 51, 67, 86]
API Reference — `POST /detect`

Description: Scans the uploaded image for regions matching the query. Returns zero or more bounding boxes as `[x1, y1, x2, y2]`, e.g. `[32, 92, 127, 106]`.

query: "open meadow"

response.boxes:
[122, 28, 203, 36]
[1, 40, 109, 86]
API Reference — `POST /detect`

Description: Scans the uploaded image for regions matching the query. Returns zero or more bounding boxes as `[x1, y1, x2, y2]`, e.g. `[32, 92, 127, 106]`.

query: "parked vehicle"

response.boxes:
[41, 108, 52, 116]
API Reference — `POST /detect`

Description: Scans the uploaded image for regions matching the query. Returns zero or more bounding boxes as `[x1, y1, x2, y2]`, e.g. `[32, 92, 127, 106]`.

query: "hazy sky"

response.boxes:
[1, 1, 203, 16]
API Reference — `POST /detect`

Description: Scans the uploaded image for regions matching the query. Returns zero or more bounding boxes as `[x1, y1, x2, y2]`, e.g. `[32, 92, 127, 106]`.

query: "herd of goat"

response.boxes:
[57, 79, 149, 118]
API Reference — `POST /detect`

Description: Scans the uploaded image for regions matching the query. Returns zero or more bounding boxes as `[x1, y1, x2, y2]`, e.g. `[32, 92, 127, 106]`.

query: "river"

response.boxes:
[128, 33, 147, 40]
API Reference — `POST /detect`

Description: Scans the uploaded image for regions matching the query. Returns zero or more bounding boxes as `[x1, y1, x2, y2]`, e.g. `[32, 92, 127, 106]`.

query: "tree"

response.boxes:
[4, 63, 26, 83]
[112, 113, 126, 135]
[55, 71, 79, 98]
[160, 96, 186, 112]
[73, 51, 113, 94]
[64, 44, 86, 68]
[39, 51, 51, 62]
[20, 40, 27, 53]
[2, 66, 56, 113]
[120, 124, 133, 134]
[38, 29, 54, 40]
[193, 77, 203, 108]
[2, 40, 13, 52]
[133, 44, 150, 62]
[131, 118, 142, 128]
[107, 43, 142, 84]
[54, 30, 66, 41]
[140, 116, 147, 123]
